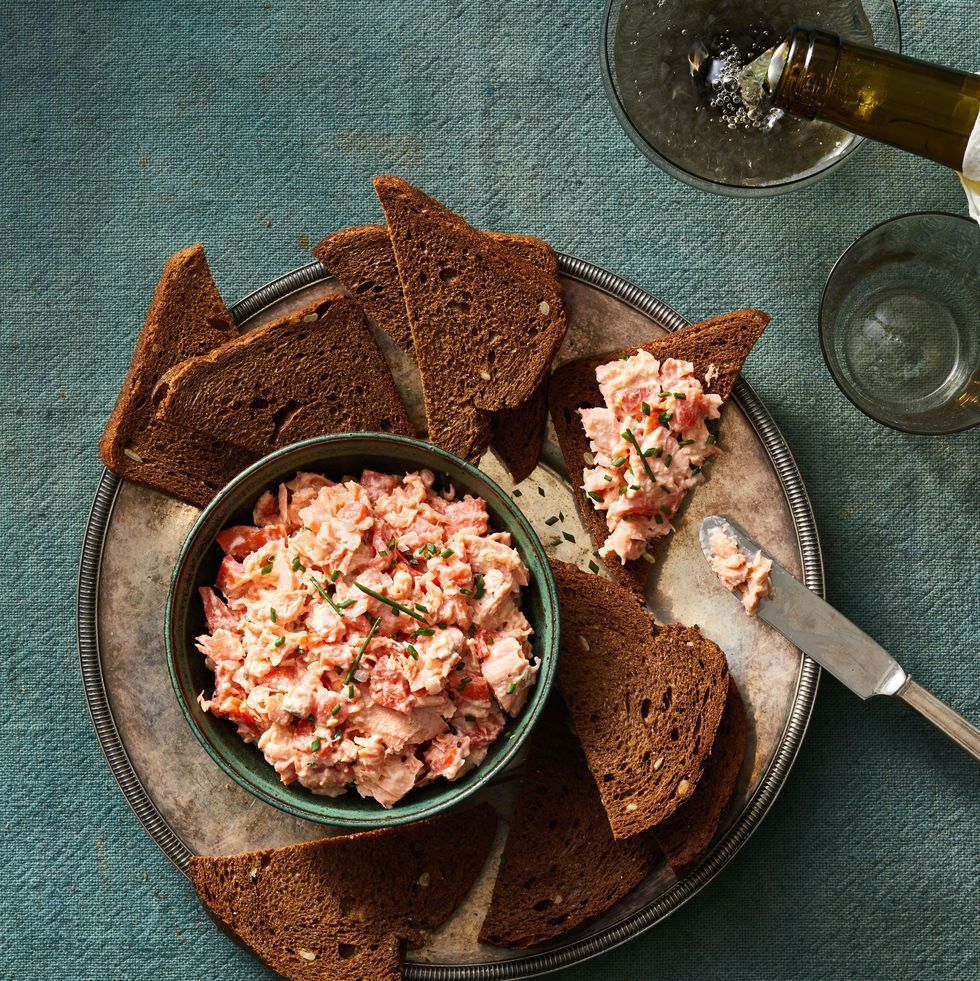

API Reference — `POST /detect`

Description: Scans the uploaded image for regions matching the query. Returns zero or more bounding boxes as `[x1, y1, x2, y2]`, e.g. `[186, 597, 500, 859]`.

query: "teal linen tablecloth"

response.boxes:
[2, 1, 977, 977]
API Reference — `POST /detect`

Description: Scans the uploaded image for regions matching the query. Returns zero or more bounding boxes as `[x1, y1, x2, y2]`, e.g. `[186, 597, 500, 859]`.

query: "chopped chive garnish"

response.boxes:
[617, 354, 629, 361]
[291, 556, 304, 572]
[348, 685, 354, 699]
[603, 474, 613, 482]
[270, 608, 277, 623]
[618, 486, 627, 495]
[545, 515, 559, 526]
[641, 401, 651, 415]
[459, 587, 471, 596]
[441, 548, 455, 558]
[538, 486, 545, 496]
[629, 484, 640, 491]
[473, 574, 486, 599]
[587, 490, 602, 502]
[414, 603, 429, 613]
[659, 410, 672, 426]
[344, 616, 381, 685]
[458, 677, 473, 691]
[464, 714, 476, 722]
[558, 511, 565, 522]
[406, 644, 420, 660]
[329, 570, 340, 582]
[588, 560, 599, 573]
[467, 624, 476, 638]
[486, 635, 494, 646]
[308, 713, 315, 722]
[562, 531, 575, 543]
[334, 665, 343, 675]
[333, 728, 343, 741]
[659, 391, 669, 400]
[388, 537, 396, 549]
[660, 506, 671, 517]
[678, 438, 695, 447]
[311, 737, 321, 751]
[707, 434, 718, 445]
[354, 582, 427, 622]
[655, 447, 664, 458]
[513, 488, 522, 497]
[664, 454, 672, 467]
[274, 636, 285, 648]
[310, 575, 349, 617]
[673, 391, 687, 399]
[654, 514, 664, 523]
[331, 703, 341, 716]
[414, 627, 435, 637]
[260, 560, 274, 575]
[622, 429, 658, 484]
[610, 455, 627, 468]
[507, 682, 517, 694]
[378, 549, 388, 557]
[691, 465, 703, 475]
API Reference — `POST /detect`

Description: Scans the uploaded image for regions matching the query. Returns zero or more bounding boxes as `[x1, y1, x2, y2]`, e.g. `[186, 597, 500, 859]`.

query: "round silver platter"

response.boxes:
[78, 254, 822, 979]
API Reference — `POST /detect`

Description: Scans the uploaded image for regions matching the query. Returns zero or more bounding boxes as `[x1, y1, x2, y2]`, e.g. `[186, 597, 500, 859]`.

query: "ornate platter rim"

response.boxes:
[76, 253, 823, 980]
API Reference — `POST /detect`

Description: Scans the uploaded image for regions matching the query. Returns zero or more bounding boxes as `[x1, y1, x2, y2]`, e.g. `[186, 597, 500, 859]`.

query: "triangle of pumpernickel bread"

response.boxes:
[190, 804, 496, 981]
[548, 309, 770, 594]
[653, 679, 747, 873]
[551, 559, 730, 840]
[374, 175, 567, 463]
[479, 698, 660, 948]
[154, 294, 414, 454]
[312, 223, 555, 481]
[98, 244, 259, 507]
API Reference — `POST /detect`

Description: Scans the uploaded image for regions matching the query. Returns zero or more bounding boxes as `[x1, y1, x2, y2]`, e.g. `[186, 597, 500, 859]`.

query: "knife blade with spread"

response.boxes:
[700, 515, 980, 761]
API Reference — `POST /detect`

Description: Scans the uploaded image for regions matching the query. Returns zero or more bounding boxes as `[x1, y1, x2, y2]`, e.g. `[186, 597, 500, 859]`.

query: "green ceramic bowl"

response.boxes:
[166, 433, 559, 829]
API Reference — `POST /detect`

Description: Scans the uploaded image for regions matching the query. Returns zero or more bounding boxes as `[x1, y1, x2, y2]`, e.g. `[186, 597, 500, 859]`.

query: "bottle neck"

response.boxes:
[768, 28, 980, 172]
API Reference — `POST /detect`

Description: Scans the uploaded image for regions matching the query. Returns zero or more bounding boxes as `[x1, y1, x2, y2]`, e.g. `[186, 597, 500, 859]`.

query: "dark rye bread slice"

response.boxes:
[479, 699, 661, 948]
[154, 294, 414, 453]
[548, 309, 770, 594]
[99, 244, 258, 508]
[654, 680, 747, 873]
[551, 559, 730, 840]
[190, 804, 497, 981]
[375, 175, 567, 462]
[312, 224, 555, 481]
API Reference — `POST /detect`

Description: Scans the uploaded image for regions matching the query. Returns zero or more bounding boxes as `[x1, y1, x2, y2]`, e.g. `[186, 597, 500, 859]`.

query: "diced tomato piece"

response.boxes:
[458, 677, 491, 702]
[215, 524, 285, 560]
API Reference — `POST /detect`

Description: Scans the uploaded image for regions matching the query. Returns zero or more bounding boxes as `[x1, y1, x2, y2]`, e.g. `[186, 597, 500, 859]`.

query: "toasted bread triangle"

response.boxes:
[479, 698, 660, 948]
[548, 308, 770, 594]
[551, 559, 730, 839]
[313, 222, 556, 480]
[154, 294, 414, 453]
[190, 805, 496, 981]
[653, 680, 747, 872]
[98, 244, 259, 507]
[374, 175, 567, 462]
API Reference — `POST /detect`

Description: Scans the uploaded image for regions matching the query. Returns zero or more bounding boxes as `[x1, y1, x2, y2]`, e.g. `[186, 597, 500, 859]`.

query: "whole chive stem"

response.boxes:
[622, 429, 659, 484]
[310, 575, 349, 618]
[354, 581, 427, 622]
[344, 616, 381, 685]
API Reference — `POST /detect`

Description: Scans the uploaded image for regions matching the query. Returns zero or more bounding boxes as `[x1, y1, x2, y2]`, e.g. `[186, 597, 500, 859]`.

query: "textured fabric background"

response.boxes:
[1, 1, 977, 978]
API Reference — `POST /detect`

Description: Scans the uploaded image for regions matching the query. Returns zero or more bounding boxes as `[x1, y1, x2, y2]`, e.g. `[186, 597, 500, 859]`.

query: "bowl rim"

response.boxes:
[818, 209, 980, 436]
[164, 431, 560, 829]
[599, 0, 903, 198]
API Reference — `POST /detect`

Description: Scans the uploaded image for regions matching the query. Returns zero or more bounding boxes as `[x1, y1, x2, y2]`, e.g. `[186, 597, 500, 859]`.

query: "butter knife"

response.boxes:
[699, 515, 980, 761]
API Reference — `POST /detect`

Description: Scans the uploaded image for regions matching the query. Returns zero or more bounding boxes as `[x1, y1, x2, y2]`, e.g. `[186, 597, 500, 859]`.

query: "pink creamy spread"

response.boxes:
[707, 527, 772, 615]
[580, 351, 722, 563]
[196, 469, 537, 807]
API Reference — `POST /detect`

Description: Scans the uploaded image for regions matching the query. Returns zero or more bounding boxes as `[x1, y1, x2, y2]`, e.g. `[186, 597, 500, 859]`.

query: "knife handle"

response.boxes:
[896, 679, 980, 762]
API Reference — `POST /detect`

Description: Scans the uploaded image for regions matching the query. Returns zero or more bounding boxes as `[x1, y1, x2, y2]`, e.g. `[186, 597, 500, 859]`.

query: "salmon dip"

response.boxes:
[196, 469, 538, 807]
[580, 350, 722, 563]
[707, 526, 773, 615]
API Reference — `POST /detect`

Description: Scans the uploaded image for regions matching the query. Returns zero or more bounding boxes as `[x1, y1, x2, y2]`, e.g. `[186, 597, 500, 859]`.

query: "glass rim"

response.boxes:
[600, 0, 903, 197]
[818, 209, 980, 436]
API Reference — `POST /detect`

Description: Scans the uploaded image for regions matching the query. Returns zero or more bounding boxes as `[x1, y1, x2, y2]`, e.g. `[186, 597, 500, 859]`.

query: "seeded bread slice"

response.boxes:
[479, 699, 660, 948]
[653, 680, 747, 873]
[551, 559, 730, 840]
[190, 804, 496, 981]
[154, 294, 414, 453]
[375, 175, 568, 463]
[98, 244, 258, 507]
[548, 309, 770, 594]
[312, 223, 555, 481]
